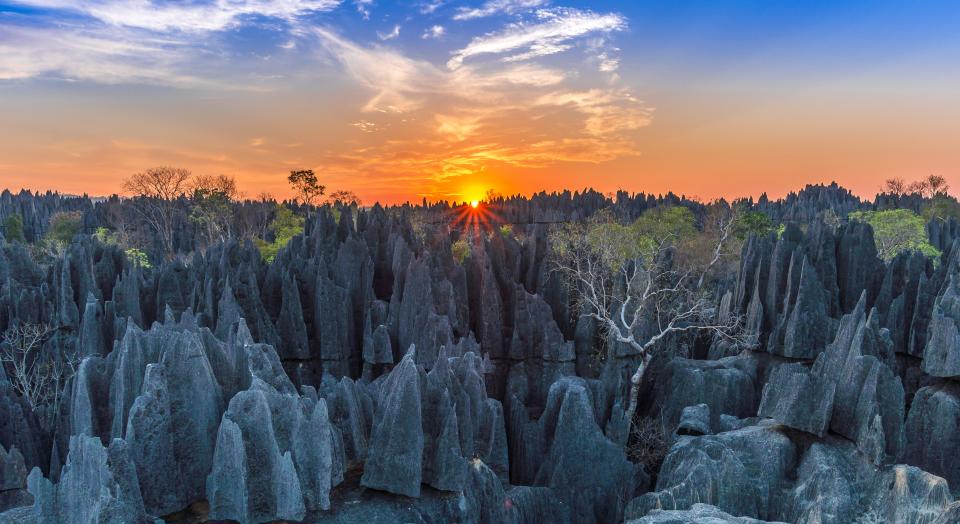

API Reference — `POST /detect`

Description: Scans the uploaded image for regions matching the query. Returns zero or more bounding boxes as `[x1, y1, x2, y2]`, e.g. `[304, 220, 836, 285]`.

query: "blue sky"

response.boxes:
[1, 1, 959, 202]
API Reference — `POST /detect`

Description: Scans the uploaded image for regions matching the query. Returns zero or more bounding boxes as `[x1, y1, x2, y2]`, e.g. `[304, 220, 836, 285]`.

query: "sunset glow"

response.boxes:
[470, 200, 480, 209]
[1, 2, 958, 203]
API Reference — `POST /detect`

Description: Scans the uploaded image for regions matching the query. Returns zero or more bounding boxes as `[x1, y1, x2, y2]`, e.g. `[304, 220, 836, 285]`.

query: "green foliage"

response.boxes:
[2, 214, 24, 243]
[94, 227, 118, 245]
[256, 206, 304, 263]
[848, 209, 940, 261]
[46, 211, 82, 244]
[921, 194, 960, 222]
[451, 239, 471, 264]
[580, 206, 697, 271]
[733, 211, 775, 240]
[189, 176, 235, 242]
[499, 224, 513, 238]
[124, 248, 151, 268]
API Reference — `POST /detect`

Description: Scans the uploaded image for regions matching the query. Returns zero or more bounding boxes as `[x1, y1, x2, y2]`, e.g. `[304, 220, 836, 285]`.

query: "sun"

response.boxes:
[470, 200, 479, 209]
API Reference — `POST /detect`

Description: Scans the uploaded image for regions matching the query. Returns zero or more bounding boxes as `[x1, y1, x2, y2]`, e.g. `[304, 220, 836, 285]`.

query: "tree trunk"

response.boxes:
[623, 352, 650, 426]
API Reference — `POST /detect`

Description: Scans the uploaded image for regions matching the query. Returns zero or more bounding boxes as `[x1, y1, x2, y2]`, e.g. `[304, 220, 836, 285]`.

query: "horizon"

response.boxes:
[2, 1, 959, 204]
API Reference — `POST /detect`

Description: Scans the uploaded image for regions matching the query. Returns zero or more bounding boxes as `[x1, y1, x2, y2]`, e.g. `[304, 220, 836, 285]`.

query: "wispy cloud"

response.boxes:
[453, 0, 550, 21]
[354, 0, 373, 19]
[0, 24, 210, 86]
[5, 0, 343, 32]
[419, 0, 445, 14]
[422, 25, 445, 39]
[448, 8, 626, 69]
[377, 25, 401, 41]
[314, 25, 649, 187]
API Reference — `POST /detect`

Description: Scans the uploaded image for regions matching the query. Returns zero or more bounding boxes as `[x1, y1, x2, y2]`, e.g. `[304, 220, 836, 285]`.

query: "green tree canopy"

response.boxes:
[732, 210, 775, 240]
[255, 205, 304, 263]
[921, 194, 960, 223]
[2, 214, 25, 243]
[46, 211, 82, 244]
[848, 209, 940, 261]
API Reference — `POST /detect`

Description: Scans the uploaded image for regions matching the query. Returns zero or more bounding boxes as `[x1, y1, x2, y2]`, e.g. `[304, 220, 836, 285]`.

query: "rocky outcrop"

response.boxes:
[628, 503, 786, 524]
[627, 422, 796, 521]
[17, 436, 150, 523]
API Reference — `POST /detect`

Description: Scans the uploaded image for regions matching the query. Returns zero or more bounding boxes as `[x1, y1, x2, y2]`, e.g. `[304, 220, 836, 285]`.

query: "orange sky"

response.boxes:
[2, 2, 959, 205]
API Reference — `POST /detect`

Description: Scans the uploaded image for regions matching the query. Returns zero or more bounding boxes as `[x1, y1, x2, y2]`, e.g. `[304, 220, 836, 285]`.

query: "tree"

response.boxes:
[123, 166, 193, 258]
[885, 178, 907, 195]
[907, 174, 950, 198]
[451, 238, 471, 264]
[1, 323, 78, 426]
[2, 214, 24, 243]
[551, 206, 741, 426]
[47, 211, 82, 243]
[922, 194, 960, 223]
[848, 209, 940, 261]
[288, 169, 325, 206]
[732, 210, 774, 240]
[327, 190, 362, 207]
[255, 205, 304, 263]
[190, 174, 238, 245]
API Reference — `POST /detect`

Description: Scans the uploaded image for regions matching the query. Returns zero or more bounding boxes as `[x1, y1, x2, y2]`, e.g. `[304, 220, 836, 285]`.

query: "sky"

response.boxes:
[1, 1, 959, 204]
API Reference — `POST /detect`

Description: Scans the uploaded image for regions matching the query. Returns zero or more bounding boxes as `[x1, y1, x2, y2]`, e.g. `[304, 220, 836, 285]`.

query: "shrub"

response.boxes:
[451, 239, 471, 264]
[256, 205, 304, 263]
[627, 417, 670, 474]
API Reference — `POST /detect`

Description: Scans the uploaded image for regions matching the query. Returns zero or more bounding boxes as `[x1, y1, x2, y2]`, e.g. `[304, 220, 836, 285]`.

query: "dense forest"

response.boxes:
[2, 174, 960, 523]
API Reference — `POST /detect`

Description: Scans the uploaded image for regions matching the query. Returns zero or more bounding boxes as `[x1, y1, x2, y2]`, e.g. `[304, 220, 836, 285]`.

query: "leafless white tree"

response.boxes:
[551, 206, 744, 427]
[1, 323, 78, 425]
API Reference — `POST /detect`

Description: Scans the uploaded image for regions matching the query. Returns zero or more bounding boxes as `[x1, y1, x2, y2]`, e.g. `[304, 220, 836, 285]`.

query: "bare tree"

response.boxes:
[551, 206, 742, 427]
[926, 174, 949, 197]
[906, 174, 950, 198]
[885, 178, 907, 195]
[326, 190, 362, 207]
[1, 323, 78, 425]
[123, 166, 193, 258]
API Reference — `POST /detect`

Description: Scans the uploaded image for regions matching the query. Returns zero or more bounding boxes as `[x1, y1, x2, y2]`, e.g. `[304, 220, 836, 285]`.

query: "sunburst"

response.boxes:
[449, 199, 502, 235]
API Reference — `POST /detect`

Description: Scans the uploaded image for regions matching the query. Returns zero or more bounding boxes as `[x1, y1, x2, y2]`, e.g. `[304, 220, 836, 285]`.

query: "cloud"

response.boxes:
[448, 8, 626, 69]
[5, 0, 343, 33]
[419, 0, 445, 14]
[354, 0, 373, 19]
[453, 0, 550, 21]
[377, 25, 401, 41]
[422, 25, 445, 39]
[314, 27, 650, 187]
[0, 24, 211, 86]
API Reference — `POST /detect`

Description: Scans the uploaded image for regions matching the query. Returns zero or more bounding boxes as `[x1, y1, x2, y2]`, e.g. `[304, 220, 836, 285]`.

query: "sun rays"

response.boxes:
[449, 199, 502, 235]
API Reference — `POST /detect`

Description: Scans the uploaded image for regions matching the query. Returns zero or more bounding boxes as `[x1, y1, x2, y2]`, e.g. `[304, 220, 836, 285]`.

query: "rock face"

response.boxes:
[756, 294, 905, 464]
[20, 436, 150, 524]
[627, 503, 786, 524]
[758, 364, 835, 437]
[534, 379, 642, 523]
[628, 422, 796, 521]
[360, 349, 424, 497]
[360, 347, 508, 498]
[905, 383, 960, 491]
[923, 274, 960, 377]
